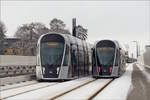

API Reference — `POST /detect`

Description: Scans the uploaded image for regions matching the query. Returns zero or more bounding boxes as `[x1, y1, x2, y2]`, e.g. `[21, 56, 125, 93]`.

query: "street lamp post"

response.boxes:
[133, 41, 139, 58]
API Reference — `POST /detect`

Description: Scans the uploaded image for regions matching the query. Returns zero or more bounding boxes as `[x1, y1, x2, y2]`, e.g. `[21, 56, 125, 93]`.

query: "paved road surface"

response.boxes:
[127, 64, 150, 100]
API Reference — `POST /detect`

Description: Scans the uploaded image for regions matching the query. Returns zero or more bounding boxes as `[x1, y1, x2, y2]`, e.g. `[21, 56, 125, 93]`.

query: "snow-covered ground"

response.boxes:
[1, 82, 57, 99]
[0, 80, 37, 91]
[55, 79, 112, 100]
[5, 77, 94, 100]
[136, 64, 150, 82]
[93, 64, 133, 100]
[1, 64, 135, 100]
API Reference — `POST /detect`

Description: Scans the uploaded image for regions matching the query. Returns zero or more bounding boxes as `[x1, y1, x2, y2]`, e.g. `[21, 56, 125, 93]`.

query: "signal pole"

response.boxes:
[72, 18, 76, 37]
[133, 41, 139, 58]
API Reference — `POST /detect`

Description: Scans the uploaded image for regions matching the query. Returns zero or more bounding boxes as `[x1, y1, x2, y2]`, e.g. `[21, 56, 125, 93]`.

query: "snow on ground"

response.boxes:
[5, 77, 93, 100]
[55, 79, 111, 100]
[0, 81, 37, 91]
[136, 64, 150, 83]
[93, 64, 133, 100]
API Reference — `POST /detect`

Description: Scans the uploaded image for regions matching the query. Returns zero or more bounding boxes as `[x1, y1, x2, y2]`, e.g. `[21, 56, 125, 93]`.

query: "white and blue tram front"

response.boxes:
[36, 33, 69, 80]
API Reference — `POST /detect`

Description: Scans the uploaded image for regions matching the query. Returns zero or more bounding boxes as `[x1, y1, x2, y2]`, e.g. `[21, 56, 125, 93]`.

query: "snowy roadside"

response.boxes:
[136, 63, 150, 83]
[93, 64, 133, 100]
[127, 63, 150, 100]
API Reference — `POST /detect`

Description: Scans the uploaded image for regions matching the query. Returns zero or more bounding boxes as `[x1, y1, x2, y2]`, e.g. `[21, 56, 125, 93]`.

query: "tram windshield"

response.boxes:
[97, 47, 115, 66]
[41, 42, 64, 67]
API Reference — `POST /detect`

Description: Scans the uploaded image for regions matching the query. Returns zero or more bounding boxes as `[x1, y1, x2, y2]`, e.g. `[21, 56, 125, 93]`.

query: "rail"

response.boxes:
[0, 77, 114, 100]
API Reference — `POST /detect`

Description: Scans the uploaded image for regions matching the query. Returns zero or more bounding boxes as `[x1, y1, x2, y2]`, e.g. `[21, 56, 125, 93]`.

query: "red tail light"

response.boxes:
[109, 67, 113, 73]
[97, 67, 101, 72]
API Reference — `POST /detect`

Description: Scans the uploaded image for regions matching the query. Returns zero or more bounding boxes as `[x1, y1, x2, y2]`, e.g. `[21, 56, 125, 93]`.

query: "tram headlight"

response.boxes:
[42, 67, 45, 74]
[57, 67, 60, 74]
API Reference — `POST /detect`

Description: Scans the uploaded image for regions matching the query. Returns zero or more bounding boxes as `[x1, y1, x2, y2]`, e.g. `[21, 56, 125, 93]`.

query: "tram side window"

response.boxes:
[63, 45, 69, 66]
[78, 49, 84, 74]
[78, 50, 81, 66]
[78, 46, 84, 67]
[72, 46, 78, 73]
[115, 50, 119, 66]
[84, 50, 88, 67]
[72, 47, 78, 66]
[89, 50, 92, 66]
[92, 49, 96, 66]
[81, 50, 84, 66]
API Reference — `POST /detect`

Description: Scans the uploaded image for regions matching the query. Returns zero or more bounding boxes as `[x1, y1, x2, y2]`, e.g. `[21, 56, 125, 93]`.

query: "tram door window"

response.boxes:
[71, 44, 78, 77]
[63, 45, 69, 66]
[83, 43, 86, 76]
[80, 45, 85, 76]
[77, 45, 79, 76]
[71, 49, 74, 77]
[88, 47, 91, 74]
[86, 49, 89, 75]
[78, 49, 81, 76]
[81, 49, 85, 76]
[115, 50, 120, 66]
[84, 44, 87, 75]
[115, 49, 119, 66]
[92, 49, 96, 74]
[84, 43, 88, 75]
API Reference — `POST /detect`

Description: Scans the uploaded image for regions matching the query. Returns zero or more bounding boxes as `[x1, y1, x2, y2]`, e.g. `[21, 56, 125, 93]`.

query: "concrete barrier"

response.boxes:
[0, 55, 36, 66]
[0, 55, 36, 77]
[143, 48, 150, 66]
[138, 46, 150, 68]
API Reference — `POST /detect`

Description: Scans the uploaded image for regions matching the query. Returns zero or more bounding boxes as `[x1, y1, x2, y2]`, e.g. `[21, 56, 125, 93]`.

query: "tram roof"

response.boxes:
[38, 32, 92, 47]
[94, 39, 122, 49]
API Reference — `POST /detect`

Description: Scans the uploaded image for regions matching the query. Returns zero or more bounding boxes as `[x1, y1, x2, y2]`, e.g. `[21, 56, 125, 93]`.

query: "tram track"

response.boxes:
[54, 79, 114, 100]
[1, 82, 58, 99]
[88, 79, 114, 100]
[4, 77, 94, 100]
[1, 77, 114, 100]
[0, 80, 38, 91]
[50, 79, 96, 100]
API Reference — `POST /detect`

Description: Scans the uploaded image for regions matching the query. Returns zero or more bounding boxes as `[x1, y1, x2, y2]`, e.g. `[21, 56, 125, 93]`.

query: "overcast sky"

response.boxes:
[1, 1, 150, 57]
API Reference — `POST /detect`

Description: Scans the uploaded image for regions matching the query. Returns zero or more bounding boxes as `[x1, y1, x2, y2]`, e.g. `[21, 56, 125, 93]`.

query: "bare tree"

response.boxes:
[0, 21, 7, 54]
[0, 21, 6, 40]
[49, 18, 70, 34]
[14, 22, 49, 56]
[15, 22, 49, 41]
[50, 18, 65, 30]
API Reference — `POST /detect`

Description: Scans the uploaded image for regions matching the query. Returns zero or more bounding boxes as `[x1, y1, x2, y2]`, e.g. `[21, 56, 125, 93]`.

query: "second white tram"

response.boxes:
[92, 40, 127, 78]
